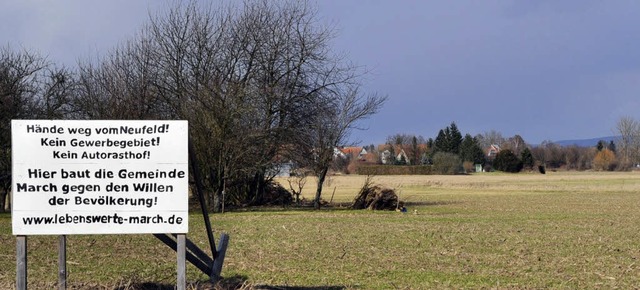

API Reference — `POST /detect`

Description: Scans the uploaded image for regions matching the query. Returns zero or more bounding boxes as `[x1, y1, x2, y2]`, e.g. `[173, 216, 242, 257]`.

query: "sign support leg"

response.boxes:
[58, 235, 67, 290]
[16, 235, 27, 290]
[177, 234, 186, 290]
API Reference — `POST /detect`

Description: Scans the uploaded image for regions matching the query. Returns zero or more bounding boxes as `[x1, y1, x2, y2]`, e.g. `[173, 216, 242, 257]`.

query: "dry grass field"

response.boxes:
[282, 171, 640, 203]
[2, 171, 640, 289]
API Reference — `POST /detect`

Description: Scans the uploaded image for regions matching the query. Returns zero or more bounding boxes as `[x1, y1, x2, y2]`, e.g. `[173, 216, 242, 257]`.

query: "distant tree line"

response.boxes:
[530, 117, 640, 172]
[0, 1, 386, 211]
[368, 122, 525, 174]
[350, 117, 640, 175]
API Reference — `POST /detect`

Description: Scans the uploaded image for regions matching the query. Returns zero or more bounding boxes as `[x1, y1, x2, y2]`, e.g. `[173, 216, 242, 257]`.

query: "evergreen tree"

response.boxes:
[608, 140, 616, 153]
[596, 140, 605, 151]
[411, 135, 419, 165]
[433, 122, 463, 154]
[472, 145, 485, 165]
[460, 134, 485, 165]
[434, 129, 447, 153]
[520, 147, 534, 170]
[460, 134, 475, 161]
[448, 122, 463, 154]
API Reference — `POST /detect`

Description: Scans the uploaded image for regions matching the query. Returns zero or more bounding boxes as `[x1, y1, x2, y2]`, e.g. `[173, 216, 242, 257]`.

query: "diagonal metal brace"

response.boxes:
[153, 233, 229, 282]
[153, 234, 212, 275]
[210, 233, 229, 282]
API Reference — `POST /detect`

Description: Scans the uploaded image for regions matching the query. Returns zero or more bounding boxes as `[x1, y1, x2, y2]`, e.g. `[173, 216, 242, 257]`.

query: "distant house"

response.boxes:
[335, 146, 367, 160]
[269, 144, 298, 177]
[378, 144, 411, 165]
[271, 161, 295, 177]
[343, 147, 366, 159]
[487, 144, 501, 159]
[333, 147, 347, 159]
[394, 149, 410, 164]
[359, 152, 378, 164]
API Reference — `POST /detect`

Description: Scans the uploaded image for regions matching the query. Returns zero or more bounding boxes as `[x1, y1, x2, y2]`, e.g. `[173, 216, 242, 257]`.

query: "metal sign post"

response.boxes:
[177, 234, 186, 290]
[16, 236, 26, 290]
[58, 235, 67, 290]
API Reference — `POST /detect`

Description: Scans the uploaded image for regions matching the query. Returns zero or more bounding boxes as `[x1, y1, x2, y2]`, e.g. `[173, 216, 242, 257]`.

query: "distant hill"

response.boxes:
[553, 136, 619, 147]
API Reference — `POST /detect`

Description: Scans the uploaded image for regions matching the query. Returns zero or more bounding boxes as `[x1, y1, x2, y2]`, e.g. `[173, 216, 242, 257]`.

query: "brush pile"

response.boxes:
[350, 177, 399, 210]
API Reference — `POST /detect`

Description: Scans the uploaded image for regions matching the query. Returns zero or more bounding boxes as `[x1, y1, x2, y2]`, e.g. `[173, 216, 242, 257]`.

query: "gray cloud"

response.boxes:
[2, 0, 639, 144]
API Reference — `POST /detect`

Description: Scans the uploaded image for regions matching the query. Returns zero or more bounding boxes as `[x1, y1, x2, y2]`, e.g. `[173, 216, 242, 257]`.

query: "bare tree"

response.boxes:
[71, 33, 165, 120]
[476, 130, 505, 150]
[70, 1, 383, 212]
[538, 141, 565, 169]
[385, 133, 418, 146]
[0, 46, 72, 211]
[302, 87, 386, 209]
[503, 134, 526, 156]
[616, 116, 640, 169]
[287, 173, 308, 205]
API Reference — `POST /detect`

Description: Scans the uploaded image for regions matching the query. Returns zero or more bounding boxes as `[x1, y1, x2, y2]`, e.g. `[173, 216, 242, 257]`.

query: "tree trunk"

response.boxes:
[213, 187, 223, 213]
[210, 167, 225, 213]
[0, 190, 6, 213]
[249, 172, 264, 205]
[314, 167, 329, 209]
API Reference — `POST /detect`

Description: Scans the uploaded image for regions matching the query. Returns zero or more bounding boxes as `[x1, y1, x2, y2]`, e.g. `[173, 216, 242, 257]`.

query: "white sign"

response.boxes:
[11, 120, 189, 235]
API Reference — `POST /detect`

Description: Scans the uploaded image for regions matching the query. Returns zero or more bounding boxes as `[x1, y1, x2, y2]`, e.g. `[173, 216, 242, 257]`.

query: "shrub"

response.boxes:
[493, 149, 523, 173]
[262, 181, 293, 205]
[592, 149, 616, 171]
[432, 152, 462, 175]
[463, 161, 475, 173]
[356, 165, 433, 175]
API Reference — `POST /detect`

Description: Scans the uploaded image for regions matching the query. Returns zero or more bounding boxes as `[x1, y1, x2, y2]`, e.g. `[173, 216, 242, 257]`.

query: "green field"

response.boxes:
[2, 171, 640, 289]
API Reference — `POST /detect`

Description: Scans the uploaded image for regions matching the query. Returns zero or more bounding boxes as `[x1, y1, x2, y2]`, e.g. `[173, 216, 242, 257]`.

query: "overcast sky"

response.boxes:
[3, 0, 639, 145]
